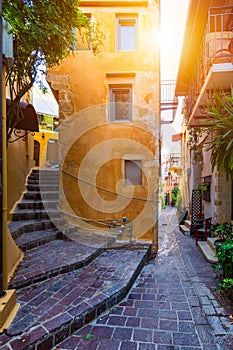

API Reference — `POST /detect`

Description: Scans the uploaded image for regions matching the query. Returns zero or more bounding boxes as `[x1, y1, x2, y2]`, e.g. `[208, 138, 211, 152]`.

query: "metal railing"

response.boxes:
[185, 5, 233, 122]
[160, 80, 178, 109]
[160, 80, 178, 123]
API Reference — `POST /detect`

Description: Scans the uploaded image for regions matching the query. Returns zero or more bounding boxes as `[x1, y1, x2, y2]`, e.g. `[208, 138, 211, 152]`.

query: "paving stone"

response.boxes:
[177, 310, 193, 320]
[140, 317, 158, 329]
[202, 304, 216, 315]
[153, 330, 172, 344]
[107, 315, 127, 326]
[196, 324, 217, 343]
[126, 317, 141, 327]
[133, 328, 153, 342]
[97, 339, 121, 350]
[120, 341, 137, 350]
[173, 332, 201, 346]
[207, 315, 227, 335]
[191, 306, 208, 324]
[179, 321, 196, 333]
[113, 327, 133, 340]
[2, 206, 233, 349]
[138, 343, 156, 350]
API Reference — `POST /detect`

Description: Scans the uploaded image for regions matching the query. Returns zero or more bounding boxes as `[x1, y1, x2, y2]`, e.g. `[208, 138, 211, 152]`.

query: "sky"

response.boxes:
[160, 0, 189, 80]
[160, 0, 190, 155]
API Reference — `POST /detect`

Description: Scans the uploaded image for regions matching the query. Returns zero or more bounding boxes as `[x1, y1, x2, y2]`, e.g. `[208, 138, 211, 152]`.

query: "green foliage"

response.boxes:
[203, 88, 233, 180]
[212, 222, 233, 293]
[213, 222, 233, 241]
[187, 128, 203, 163]
[2, 0, 103, 139]
[171, 186, 180, 207]
[215, 239, 233, 292]
[85, 333, 94, 340]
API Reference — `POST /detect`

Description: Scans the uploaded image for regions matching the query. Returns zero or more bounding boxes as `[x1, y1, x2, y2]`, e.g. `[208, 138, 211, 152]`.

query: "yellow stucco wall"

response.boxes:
[34, 131, 59, 168]
[7, 134, 35, 216]
[48, 0, 160, 247]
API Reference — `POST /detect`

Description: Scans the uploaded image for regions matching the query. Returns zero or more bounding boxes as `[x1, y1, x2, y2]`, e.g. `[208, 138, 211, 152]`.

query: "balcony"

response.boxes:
[184, 5, 233, 127]
[160, 80, 178, 124]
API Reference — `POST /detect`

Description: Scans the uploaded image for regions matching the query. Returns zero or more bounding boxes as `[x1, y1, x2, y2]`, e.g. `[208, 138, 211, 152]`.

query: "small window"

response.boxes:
[202, 176, 211, 202]
[109, 86, 132, 121]
[125, 160, 142, 186]
[116, 17, 138, 51]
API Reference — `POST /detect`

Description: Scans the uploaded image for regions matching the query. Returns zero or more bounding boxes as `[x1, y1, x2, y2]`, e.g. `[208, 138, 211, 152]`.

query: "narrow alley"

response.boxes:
[53, 207, 233, 350]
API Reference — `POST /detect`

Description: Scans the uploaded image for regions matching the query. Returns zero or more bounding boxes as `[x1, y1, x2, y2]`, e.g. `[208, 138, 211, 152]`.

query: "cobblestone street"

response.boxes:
[56, 207, 233, 350]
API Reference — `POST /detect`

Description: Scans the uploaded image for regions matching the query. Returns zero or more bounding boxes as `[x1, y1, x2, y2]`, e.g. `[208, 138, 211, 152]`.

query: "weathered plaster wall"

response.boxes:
[34, 131, 59, 168]
[215, 170, 232, 223]
[48, 1, 160, 245]
[8, 134, 35, 217]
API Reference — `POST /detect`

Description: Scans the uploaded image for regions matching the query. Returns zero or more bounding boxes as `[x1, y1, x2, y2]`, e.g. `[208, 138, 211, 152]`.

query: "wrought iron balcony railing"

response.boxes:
[160, 80, 178, 123]
[185, 5, 233, 122]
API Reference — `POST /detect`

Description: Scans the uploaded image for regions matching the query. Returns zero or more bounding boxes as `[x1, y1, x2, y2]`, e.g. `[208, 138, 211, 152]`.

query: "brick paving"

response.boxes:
[1, 202, 233, 349]
[0, 243, 150, 350]
[55, 208, 233, 350]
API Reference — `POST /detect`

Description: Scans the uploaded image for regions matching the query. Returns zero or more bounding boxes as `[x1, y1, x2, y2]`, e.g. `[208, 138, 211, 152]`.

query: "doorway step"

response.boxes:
[179, 219, 191, 235]
[197, 237, 218, 264]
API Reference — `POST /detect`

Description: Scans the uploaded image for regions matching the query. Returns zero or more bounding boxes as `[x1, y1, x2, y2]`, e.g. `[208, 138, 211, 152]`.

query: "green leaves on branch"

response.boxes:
[2, 0, 103, 139]
[188, 87, 233, 179]
[203, 87, 233, 180]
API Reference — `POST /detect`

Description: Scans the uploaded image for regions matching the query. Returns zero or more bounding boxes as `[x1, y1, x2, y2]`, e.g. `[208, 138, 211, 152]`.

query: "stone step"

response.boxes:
[23, 191, 59, 201]
[184, 219, 191, 229]
[208, 236, 220, 250]
[8, 218, 66, 240]
[27, 175, 59, 182]
[66, 230, 118, 249]
[197, 240, 218, 264]
[5, 243, 151, 350]
[179, 224, 190, 236]
[15, 228, 60, 252]
[12, 209, 62, 221]
[26, 184, 60, 192]
[17, 199, 58, 210]
[31, 168, 60, 174]
[28, 171, 60, 182]
[9, 238, 104, 290]
[28, 176, 60, 183]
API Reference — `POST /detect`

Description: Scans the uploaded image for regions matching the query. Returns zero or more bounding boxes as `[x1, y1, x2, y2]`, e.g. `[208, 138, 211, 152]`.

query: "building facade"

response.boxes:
[47, 0, 160, 248]
[175, 1, 233, 223]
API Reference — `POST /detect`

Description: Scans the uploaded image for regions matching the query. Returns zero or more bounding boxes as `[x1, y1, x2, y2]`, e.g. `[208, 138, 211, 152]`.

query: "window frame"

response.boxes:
[124, 159, 142, 186]
[116, 16, 138, 51]
[109, 85, 132, 122]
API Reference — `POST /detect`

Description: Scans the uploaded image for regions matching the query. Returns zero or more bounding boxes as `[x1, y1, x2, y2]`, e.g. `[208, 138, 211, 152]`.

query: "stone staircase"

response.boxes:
[2, 168, 152, 350]
[9, 168, 67, 251]
[197, 237, 218, 264]
[179, 219, 218, 264]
